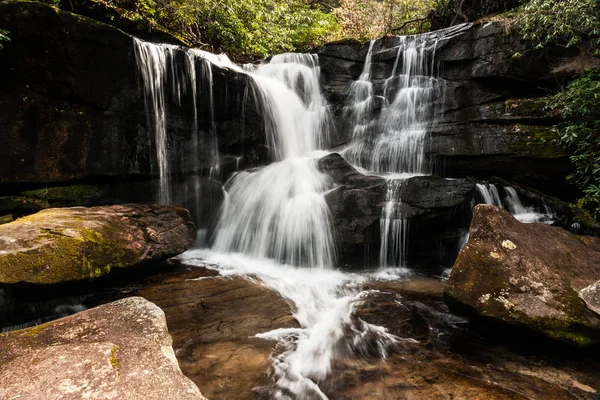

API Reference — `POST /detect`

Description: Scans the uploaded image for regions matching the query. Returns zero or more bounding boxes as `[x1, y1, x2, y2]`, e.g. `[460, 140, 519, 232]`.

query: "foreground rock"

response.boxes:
[445, 205, 600, 346]
[0, 297, 205, 399]
[134, 264, 297, 400]
[0, 204, 196, 284]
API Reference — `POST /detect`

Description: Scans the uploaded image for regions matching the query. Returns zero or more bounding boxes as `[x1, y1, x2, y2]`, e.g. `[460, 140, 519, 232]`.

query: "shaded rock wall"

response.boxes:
[0, 1, 266, 188]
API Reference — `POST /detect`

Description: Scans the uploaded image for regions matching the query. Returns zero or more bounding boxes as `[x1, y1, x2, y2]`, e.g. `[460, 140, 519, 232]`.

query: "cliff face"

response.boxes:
[0, 1, 267, 186]
[316, 22, 599, 198]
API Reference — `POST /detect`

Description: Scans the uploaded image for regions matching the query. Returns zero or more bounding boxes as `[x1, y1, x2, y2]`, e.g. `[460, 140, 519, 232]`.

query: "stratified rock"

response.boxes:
[445, 204, 600, 346]
[318, 153, 475, 267]
[0, 204, 196, 284]
[0, 1, 266, 185]
[0, 297, 206, 400]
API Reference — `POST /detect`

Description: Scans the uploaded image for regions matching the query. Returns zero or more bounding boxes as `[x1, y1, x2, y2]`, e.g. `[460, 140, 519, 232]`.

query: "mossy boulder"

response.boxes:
[0, 297, 206, 399]
[445, 205, 600, 346]
[0, 204, 196, 284]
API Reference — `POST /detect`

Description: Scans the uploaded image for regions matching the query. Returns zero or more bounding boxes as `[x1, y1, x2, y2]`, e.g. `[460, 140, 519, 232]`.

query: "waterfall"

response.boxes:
[133, 39, 175, 204]
[340, 35, 444, 268]
[380, 179, 409, 268]
[476, 183, 554, 223]
[211, 54, 336, 267]
[476, 183, 503, 207]
[343, 36, 443, 175]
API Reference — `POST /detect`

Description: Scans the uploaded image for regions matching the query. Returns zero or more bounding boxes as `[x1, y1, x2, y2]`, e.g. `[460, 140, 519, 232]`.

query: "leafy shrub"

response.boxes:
[548, 68, 600, 219]
[519, 0, 600, 50]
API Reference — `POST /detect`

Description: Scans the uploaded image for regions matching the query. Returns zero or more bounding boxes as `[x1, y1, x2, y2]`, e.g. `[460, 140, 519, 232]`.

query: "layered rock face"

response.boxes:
[0, 1, 266, 186]
[316, 22, 599, 198]
[319, 154, 476, 267]
[0, 297, 206, 399]
[445, 205, 600, 346]
[0, 204, 196, 284]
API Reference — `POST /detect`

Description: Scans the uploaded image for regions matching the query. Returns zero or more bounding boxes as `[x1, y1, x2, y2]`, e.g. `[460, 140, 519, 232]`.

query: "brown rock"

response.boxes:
[0, 204, 196, 284]
[445, 204, 600, 346]
[0, 297, 205, 399]
[134, 265, 297, 400]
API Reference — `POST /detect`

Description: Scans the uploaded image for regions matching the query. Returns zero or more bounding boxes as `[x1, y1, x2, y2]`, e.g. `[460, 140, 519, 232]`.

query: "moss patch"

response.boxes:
[109, 344, 119, 372]
[20, 184, 98, 206]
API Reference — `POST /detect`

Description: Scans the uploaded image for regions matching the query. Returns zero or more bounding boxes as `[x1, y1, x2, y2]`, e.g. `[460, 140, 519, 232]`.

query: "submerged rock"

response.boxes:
[0, 296, 205, 399]
[0, 204, 196, 284]
[445, 204, 600, 346]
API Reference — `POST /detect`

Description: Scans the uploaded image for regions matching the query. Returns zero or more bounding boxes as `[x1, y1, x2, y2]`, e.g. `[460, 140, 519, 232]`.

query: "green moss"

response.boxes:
[0, 216, 141, 284]
[512, 124, 566, 158]
[504, 98, 548, 115]
[109, 344, 119, 371]
[20, 184, 98, 206]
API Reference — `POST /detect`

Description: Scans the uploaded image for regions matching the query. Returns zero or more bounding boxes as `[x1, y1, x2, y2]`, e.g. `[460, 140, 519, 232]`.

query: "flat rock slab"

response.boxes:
[0, 204, 196, 284]
[134, 265, 297, 400]
[0, 296, 205, 399]
[445, 204, 600, 346]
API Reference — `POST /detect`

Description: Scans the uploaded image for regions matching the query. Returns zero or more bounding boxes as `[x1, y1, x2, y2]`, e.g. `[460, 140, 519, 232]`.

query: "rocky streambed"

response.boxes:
[2, 257, 599, 399]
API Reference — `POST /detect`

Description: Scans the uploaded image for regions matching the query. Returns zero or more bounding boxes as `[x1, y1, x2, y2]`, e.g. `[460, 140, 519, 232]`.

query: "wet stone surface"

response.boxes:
[1, 263, 599, 399]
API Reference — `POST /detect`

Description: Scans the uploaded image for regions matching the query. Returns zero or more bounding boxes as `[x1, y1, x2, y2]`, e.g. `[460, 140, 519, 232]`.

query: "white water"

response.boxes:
[211, 54, 336, 267]
[134, 39, 174, 204]
[476, 183, 554, 223]
[380, 179, 409, 267]
[179, 250, 409, 399]
[343, 36, 443, 175]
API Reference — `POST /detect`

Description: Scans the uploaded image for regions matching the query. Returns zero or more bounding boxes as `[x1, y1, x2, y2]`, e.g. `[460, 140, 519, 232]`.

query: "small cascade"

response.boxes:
[504, 187, 528, 215]
[343, 35, 444, 175]
[476, 183, 554, 223]
[133, 39, 174, 204]
[380, 180, 409, 268]
[475, 183, 503, 207]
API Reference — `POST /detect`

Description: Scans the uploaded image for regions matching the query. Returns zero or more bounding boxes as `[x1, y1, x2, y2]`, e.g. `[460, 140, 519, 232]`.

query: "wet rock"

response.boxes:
[318, 153, 475, 268]
[134, 265, 297, 400]
[0, 1, 267, 186]
[0, 204, 196, 284]
[0, 296, 205, 400]
[445, 204, 600, 346]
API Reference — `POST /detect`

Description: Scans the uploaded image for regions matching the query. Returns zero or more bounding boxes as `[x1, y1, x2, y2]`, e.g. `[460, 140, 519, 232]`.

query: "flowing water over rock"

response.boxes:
[476, 183, 554, 223]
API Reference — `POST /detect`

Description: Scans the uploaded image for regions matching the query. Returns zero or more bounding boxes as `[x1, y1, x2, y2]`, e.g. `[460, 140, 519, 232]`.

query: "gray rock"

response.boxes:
[0, 297, 206, 400]
[580, 281, 600, 317]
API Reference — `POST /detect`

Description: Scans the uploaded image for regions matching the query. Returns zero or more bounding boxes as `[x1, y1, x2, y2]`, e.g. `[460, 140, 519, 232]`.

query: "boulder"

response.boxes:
[445, 204, 600, 346]
[318, 153, 475, 268]
[0, 204, 196, 284]
[0, 296, 206, 399]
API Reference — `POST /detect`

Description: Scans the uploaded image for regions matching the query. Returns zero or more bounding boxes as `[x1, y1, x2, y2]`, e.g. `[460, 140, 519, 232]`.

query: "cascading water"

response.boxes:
[476, 183, 554, 223]
[211, 54, 336, 267]
[133, 40, 419, 399]
[134, 39, 174, 205]
[341, 35, 445, 267]
[343, 36, 443, 175]
[380, 179, 409, 268]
